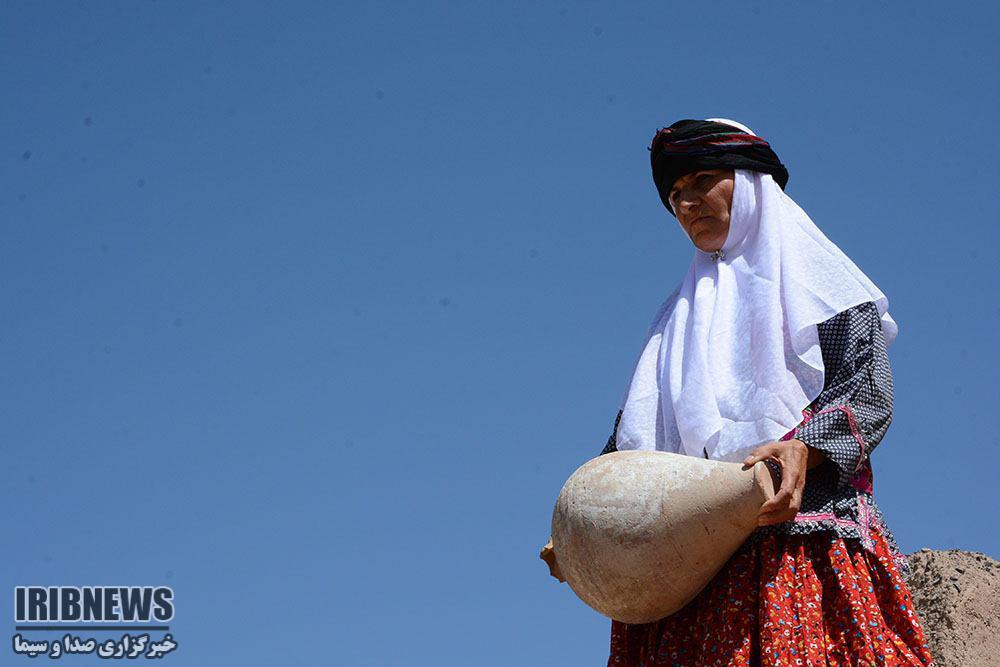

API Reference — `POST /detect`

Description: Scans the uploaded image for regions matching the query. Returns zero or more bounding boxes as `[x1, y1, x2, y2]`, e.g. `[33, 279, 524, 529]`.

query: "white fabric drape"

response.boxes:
[615, 168, 896, 462]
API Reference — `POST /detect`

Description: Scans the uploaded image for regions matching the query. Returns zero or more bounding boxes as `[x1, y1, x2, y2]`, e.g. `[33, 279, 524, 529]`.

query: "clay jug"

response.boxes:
[550, 450, 776, 624]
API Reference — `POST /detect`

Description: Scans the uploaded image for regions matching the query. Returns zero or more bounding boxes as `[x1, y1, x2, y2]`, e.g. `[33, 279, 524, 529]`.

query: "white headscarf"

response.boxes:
[616, 128, 896, 462]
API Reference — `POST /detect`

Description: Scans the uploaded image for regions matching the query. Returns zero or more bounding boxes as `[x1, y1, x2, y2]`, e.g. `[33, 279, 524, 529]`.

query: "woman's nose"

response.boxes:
[676, 197, 698, 215]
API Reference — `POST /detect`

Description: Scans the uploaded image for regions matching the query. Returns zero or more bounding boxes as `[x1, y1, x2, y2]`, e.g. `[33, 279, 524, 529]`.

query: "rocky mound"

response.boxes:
[907, 549, 1000, 667]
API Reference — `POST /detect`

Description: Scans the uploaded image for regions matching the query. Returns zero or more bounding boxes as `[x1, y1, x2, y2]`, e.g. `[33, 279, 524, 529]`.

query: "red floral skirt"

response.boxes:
[607, 526, 933, 666]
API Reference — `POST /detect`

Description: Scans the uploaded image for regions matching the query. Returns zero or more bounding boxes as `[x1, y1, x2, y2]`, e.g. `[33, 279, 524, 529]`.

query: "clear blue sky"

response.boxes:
[2, 2, 997, 665]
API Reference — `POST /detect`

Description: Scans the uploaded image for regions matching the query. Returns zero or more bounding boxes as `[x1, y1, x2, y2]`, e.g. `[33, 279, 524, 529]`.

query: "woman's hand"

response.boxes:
[743, 439, 824, 526]
[539, 537, 566, 583]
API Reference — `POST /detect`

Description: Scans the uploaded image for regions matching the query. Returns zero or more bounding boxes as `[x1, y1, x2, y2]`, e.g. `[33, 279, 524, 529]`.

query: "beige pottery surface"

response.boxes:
[552, 450, 775, 623]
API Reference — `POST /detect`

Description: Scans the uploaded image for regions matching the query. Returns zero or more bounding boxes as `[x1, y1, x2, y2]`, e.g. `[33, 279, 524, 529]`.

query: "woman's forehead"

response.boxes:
[672, 169, 726, 188]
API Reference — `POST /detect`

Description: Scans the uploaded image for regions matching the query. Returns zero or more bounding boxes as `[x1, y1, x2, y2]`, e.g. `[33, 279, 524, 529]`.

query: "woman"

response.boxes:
[542, 119, 933, 665]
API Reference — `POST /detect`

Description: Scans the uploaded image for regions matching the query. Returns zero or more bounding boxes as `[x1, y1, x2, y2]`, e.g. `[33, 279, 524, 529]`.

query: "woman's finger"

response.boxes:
[757, 512, 782, 526]
[758, 503, 795, 523]
[760, 486, 792, 514]
[758, 509, 796, 526]
[784, 457, 805, 511]
[742, 443, 777, 467]
[790, 479, 804, 513]
[775, 456, 798, 496]
[760, 452, 799, 511]
[767, 446, 805, 519]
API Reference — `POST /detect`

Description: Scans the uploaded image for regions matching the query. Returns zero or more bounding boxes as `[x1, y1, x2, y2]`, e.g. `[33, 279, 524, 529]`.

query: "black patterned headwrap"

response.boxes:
[650, 119, 789, 215]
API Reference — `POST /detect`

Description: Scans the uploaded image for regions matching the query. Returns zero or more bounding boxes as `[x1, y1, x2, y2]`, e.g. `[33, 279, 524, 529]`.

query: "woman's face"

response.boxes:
[668, 169, 735, 253]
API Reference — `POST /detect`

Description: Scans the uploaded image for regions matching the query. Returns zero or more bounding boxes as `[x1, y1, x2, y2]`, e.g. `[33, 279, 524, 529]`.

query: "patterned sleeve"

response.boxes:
[599, 410, 623, 455]
[793, 301, 894, 487]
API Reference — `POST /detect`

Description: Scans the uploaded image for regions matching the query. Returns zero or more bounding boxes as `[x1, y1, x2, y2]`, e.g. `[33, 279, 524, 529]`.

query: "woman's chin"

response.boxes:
[693, 237, 723, 254]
